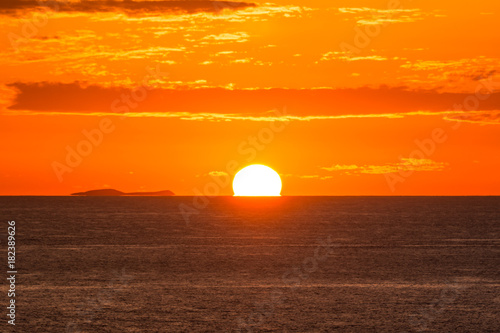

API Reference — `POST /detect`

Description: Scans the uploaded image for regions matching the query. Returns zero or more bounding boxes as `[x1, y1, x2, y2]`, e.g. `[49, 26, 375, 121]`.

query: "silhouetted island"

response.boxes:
[71, 189, 175, 196]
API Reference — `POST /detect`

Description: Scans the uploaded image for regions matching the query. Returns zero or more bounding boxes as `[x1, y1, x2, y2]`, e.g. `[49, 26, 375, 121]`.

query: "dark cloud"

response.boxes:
[0, 0, 256, 15]
[6, 82, 500, 118]
[471, 70, 497, 82]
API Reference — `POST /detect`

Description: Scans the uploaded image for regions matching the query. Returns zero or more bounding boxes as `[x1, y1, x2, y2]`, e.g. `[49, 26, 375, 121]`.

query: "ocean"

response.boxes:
[1, 196, 499, 332]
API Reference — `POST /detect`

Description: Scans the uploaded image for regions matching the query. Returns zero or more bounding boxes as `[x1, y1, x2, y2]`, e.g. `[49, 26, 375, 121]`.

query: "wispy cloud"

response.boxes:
[201, 32, 249, 43]
[401, 58, 499, 80]
[83, 3, 309, 23]
[444, 111, 500, 125]
[208, 171, 229, 177]
[399, 58, 500, 91]
[338, 8, 419, 14]
[0, 0, 257, 16]
[322, 158, 448, 175]
[282, 174, 333, 180]
[320, 52, 389, 62]
[337, 7, 442, 25]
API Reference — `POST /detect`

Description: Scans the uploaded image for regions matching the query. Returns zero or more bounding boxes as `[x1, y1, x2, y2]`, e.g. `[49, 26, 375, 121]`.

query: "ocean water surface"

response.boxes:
[1, 196, 499, 332]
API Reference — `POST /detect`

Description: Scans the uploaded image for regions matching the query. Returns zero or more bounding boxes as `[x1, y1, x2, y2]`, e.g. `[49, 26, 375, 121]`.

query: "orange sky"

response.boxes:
[1, 0, 499, 195]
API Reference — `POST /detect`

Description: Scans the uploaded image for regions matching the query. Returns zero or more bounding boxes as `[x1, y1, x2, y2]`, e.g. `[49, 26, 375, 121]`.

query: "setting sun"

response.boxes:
[233, 165, 282, 196]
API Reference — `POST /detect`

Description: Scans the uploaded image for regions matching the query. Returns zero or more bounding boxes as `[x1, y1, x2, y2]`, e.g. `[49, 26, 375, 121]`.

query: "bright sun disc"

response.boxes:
[233, 165, 282, 196]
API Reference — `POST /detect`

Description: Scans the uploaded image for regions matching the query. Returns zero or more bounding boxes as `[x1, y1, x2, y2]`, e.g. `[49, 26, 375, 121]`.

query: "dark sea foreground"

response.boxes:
[0, 196, 499, 332]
